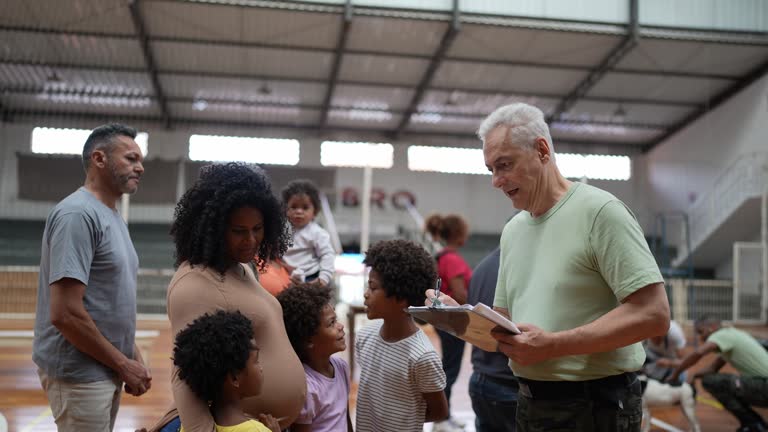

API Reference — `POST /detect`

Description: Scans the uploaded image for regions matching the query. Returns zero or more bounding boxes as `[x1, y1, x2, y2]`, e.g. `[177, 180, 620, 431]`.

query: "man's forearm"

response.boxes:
[54, 308, 129, 373]
[551, 285, 669, 357]
[671, 351, 703, 378]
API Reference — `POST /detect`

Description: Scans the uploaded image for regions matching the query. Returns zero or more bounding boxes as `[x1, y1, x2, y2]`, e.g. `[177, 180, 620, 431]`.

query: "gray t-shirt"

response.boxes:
[33, 187, 138, 383]
[467, 248, 518, 386]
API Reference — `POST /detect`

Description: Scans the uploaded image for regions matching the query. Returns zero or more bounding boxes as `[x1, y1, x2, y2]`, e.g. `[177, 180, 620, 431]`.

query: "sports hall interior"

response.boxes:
[0, 0, 767, 431]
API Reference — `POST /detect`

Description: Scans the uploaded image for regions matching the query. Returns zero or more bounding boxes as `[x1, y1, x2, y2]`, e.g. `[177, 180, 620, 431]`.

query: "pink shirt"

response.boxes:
[437, 250, 472, 297]
[295, 356, 350, 431]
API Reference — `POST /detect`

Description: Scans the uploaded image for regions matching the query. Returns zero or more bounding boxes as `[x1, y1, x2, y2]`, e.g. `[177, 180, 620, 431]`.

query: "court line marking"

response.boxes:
[697, 395, 724, 410]
[650, 417, 685, 432]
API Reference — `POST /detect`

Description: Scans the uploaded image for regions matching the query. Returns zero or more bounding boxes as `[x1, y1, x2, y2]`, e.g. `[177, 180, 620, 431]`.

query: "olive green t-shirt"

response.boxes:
[494, 182, 663, 381]
[708, 327, 768, 377]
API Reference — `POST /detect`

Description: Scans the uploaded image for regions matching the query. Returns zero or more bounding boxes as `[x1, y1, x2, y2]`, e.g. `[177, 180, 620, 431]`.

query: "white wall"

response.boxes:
[0, 119, 650, 235]
[646, 73, 768, 214]
[646, 72, 768, 271]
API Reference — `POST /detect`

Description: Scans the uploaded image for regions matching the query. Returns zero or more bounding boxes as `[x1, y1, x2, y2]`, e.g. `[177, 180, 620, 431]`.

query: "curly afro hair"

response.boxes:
[363, 239, 437, 307]
[281, 179, 321, 216]
[173, 310, 255, 404]
[276, 283, 333, 363]
[171, 162, 291, 274]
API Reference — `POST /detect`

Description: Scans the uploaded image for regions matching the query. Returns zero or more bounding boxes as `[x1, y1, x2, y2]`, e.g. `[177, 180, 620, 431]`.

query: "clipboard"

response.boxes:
[406, 303, 521, 352]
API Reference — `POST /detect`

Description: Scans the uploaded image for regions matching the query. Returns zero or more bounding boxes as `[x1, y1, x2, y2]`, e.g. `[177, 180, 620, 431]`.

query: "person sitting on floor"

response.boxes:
[669, 315, 768, 432]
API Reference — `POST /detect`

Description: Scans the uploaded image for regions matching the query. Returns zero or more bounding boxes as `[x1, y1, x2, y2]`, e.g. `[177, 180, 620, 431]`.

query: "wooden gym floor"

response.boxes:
[1, 317, 767, 432]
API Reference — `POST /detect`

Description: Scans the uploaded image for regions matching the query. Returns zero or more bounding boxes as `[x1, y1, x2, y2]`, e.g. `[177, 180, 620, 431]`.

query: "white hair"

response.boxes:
[476, 103, 554, 153]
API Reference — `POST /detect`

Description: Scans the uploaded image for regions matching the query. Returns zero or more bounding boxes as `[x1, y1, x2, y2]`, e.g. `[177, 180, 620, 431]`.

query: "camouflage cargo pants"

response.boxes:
[515, 375, 643, 432]
[701, 373, 768, 427]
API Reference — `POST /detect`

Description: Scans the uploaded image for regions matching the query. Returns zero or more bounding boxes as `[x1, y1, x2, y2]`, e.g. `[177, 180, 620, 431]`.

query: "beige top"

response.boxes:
[151, 262, 306, 432]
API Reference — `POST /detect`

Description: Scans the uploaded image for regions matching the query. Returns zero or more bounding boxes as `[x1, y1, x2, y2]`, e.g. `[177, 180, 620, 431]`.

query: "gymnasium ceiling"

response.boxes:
[1, 0, 767, 153]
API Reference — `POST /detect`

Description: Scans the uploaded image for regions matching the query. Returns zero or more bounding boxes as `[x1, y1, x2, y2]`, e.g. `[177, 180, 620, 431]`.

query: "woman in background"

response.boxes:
[425, 213, 473, 432]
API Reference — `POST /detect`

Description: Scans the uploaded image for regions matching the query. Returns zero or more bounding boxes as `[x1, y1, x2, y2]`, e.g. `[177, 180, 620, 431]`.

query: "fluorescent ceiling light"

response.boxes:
[408, 146, 487, 175]
[407, 146, 631, 180]
[556, 153, 631, 180]
[31, 127, 148, 156]
[188, 134, 300, 165]
[321, 141, 393, 168]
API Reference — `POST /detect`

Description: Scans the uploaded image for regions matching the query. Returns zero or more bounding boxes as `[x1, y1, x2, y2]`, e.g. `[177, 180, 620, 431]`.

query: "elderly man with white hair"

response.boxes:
[426, 103, 670, 432]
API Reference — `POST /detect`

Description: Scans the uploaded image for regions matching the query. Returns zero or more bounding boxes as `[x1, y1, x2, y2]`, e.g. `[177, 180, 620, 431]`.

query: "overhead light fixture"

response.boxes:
[192, 99, 208, 111]
[40, 70, 66, 97]
[258, 83, 272, 96]
[45, 71, 63, 84]
[613, 103, 627, 123]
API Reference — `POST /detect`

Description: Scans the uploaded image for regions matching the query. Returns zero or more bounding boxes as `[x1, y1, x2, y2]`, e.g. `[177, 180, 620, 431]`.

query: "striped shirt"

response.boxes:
[355, 320, 446, 432]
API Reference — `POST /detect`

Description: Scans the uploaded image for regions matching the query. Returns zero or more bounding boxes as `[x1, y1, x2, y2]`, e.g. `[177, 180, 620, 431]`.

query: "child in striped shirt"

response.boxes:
[355, 239, 449, 432]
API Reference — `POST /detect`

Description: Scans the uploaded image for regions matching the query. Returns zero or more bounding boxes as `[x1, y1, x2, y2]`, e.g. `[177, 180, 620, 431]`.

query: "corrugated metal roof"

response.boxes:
[448, 23, 623, 67]
[551, 122, 665, 143]
[419, 90, 559, 117]
[327, 109, 401, 129]
[142, 1, 340, 49]
[1, 0, 766, 150]
[170, 100, 320, 125]
[589, 72, 734, 103]
[0, 0, 135, 35]
[347, 16, 447, 56]
[4, 91, 159, 115]
[0, 64, 153, 95]
[616, 39, 768, 77]
[332, 84, 414, 111]
[160, 75, 326, 104]
[434, 61, 589, 94]
[0, 31, 145, 68]
[151, 41, 332, 78]
[568, 100, 693, 127]
[339, 54, 429, 85]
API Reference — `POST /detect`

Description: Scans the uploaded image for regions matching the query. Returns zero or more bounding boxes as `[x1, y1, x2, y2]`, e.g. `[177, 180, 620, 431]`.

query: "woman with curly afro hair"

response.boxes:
[146, 163, 306, 432]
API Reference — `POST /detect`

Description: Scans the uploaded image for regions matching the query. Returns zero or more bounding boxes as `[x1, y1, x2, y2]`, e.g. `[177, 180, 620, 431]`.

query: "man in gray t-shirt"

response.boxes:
[33, 123, 152, 432]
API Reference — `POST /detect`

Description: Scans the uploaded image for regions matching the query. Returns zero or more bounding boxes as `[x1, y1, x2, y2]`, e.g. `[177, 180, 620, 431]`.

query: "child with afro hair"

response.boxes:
[355, 239, 448, 432]
[172, 310, 280, 432]
[276, 283, 351, 432]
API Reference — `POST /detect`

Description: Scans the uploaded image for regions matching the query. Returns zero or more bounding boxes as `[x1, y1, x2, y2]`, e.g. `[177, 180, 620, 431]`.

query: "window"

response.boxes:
[188, 135, 300, 165]
[320, 141, 393, 168]
[31, 127, 149, 156]
[557, 153, 631, 180]
[407, 146, 487, 175]
[407, 145, 631, 180]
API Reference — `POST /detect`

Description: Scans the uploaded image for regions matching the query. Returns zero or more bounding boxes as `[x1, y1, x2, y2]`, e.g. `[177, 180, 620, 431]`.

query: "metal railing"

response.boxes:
[0, 268, 742, 325]
[319, 191, 343, 254]
[668, 277, 734, 323]
[401, 201, 442, 254]
[674, 152, 768, 266]
[0, 266, 174, 318]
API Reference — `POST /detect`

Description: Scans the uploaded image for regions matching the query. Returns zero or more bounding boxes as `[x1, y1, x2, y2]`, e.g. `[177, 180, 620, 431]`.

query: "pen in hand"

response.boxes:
[431, 277, 442, 307]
